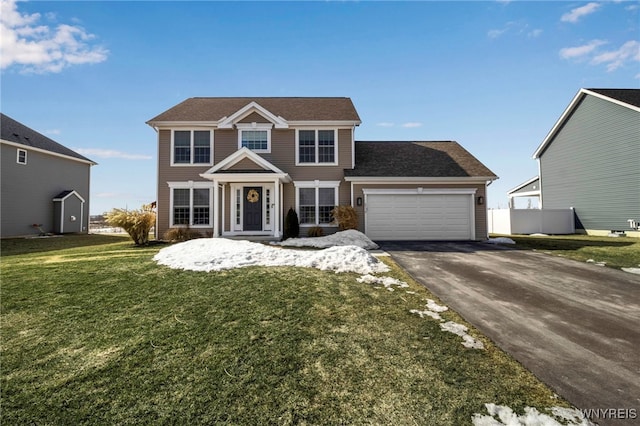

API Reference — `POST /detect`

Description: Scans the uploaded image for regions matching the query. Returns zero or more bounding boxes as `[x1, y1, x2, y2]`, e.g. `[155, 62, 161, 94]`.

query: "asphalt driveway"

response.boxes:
[379, 241, 640, 425]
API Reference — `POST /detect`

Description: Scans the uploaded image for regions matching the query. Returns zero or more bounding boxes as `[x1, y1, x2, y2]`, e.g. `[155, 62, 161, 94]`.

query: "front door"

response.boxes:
[243, 187, 263, 231]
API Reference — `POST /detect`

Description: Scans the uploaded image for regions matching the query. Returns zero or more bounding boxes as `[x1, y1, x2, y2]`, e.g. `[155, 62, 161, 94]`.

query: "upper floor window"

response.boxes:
[297, 130, 337, 165]
[237, 123, 272, 153]
[172, 130, 212, 165]
[17, 148, 27, 165]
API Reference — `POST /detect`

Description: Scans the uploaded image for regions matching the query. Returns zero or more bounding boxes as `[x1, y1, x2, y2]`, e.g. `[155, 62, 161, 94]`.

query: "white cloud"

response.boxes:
[0, 0, 108, 73]
[560, 39, 640, 72]
[376, 122, 395, 127]
[402, 122, 423, 128]
[592, 40, 640, 71]
[487, 28, 507, 39]
[488, 21, 541, 40]
[75, 148, 152, 160]
[559, 39, 607, 59]
[561, 2, 601, 23]
[45, 129, 61, 135]
[528, 29, 543, 38]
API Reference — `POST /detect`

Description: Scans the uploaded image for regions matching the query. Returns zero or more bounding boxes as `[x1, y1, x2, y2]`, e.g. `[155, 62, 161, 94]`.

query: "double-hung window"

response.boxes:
[172, 130, 212, 165]
[17, 149, 27, 165]
[170, 185, 212, 227]
[297, 130, 337, 165]
[295, 182, 339, 226]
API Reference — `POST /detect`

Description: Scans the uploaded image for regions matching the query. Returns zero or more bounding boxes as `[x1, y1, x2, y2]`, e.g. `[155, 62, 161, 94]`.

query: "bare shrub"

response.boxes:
[331, 205, 359, 231]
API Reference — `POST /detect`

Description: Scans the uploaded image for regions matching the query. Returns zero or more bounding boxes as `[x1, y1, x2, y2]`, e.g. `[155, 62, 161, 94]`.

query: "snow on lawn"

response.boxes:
[274, 229, 379, 250]
[154, 238, 389, 275]
[440, 321, 484, 350]
[357, 274, 409, 291]
[472, 403, 595, 426]
[486, 237, 516, 245]
[622, 266, 640, 275]
[410, 301, 484, 350]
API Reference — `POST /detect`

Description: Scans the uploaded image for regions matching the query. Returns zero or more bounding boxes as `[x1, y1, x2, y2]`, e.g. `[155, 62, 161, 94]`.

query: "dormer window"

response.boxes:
[237, 123, 272, 153]
[17, 148, 27, 165]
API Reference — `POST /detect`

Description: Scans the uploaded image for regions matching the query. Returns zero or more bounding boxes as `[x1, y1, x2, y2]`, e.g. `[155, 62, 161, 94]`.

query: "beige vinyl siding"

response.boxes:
[228, 157, 266, 171]
[352, 183, 488, 240]
[539, 94, 640, 231]
[157, 129, 213, 237]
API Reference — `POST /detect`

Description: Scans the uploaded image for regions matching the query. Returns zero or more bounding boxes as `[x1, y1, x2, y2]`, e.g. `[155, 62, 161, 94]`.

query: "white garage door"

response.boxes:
[366, 192, 474, 240]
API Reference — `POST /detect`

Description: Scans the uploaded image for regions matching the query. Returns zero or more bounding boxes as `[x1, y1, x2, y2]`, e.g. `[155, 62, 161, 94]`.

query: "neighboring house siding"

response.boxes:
[539, 94, 640, 231]
[1, 144, 90, 237]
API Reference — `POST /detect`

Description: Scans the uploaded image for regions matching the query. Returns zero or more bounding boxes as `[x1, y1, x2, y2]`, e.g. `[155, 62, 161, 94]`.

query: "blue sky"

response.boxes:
[2, 0, 638, 214]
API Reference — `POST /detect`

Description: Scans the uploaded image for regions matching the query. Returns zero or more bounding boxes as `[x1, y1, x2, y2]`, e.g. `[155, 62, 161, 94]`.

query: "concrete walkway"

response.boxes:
[380, 241, 640, 426]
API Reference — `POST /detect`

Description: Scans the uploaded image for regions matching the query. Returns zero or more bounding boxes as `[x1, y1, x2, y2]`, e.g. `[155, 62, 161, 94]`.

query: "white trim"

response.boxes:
[294, 180, 341, 227]
[533, 89, 640, 159]
[288, 120, 361, 127]
[362, 188, 477, 196]
[170, 129, 214, 166]
[16, 148, 27, 164]
[148, 121, 219, 129]
[507, 175, 540, 195]
[295, 128, 339, 166]
[237, 124, 272, 153]
[218, 101, 289, 129]
[228, 183, 275, 233]
[0, 139, 96, 166]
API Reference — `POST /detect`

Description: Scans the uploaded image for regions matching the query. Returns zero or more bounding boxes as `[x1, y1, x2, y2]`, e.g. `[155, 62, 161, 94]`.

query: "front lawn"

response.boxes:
[491, 234, 640, 270]
[2, 235, 574, 424]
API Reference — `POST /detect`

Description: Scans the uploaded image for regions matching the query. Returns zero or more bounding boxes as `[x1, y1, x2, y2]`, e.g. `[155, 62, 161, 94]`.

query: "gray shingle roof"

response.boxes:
[345, 141, 497, 178]
[147, 97, 361, 123]
[1, 113, 94, 163]
[588, 89, 640, 108]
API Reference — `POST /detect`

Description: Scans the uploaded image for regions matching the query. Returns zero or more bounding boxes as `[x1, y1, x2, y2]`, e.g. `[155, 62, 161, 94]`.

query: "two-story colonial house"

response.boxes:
[147, 97, 497, 241]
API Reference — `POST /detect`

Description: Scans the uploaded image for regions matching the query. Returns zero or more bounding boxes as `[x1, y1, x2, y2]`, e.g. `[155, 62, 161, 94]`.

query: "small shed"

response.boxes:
[53, 190, 85, 233]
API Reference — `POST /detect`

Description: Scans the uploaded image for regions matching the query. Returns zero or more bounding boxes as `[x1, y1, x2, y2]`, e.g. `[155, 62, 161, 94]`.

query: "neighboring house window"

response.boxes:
[236, 123, 272, 153]
[170, 186, 212, 226]
[297, 130, 337, 165]
[295, 181, 339, 226]
[172, 130, 212, 165]
[17, 149, 27, 165]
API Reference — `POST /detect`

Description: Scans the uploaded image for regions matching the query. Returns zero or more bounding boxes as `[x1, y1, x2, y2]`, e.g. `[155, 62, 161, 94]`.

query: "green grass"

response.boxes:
[2, 235, 568, 425]
[491, 234, 640, 270]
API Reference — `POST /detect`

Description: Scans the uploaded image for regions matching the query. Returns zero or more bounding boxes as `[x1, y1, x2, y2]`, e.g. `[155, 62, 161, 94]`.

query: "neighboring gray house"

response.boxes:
[520, 88, 639, 236]
[1, 113, 95, 238]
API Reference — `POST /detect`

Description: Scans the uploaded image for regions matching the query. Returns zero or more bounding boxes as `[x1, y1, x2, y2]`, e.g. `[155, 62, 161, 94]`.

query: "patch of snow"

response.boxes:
[274, 229, 379, 250]
[410, 299, 449, 321]
[486, 237, 516, 245]
[154, 238, 389, 275]
[586, 259, 606, 266]
[357, 274, 409, 289]
[440, 321, 484, 349]
[622, 267, 640, 275]
[529, 233, 548, 237]
[472, 403, 594, 426]
[410, 307, 443, 321]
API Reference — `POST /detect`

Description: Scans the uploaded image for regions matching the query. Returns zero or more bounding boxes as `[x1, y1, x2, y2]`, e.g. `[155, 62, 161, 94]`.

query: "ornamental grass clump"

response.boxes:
[331, 205, 359, 231]
[104, 204, 156, 246]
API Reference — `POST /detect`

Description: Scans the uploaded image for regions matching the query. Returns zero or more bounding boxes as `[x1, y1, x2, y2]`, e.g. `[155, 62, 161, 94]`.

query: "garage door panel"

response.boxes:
[366, 193, 473, 240]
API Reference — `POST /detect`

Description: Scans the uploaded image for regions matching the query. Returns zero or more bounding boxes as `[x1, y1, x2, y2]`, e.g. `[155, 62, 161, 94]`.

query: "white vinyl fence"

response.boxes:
[488, 208, 575, 235]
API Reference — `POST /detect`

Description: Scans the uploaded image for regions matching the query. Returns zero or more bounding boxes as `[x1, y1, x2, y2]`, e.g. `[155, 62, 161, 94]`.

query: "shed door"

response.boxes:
[366, 193, 474, 240]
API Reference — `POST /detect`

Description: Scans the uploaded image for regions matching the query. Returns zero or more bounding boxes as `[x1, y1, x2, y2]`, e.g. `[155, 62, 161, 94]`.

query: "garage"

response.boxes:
[364, 189, 475, 241]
